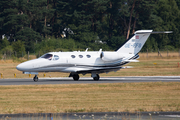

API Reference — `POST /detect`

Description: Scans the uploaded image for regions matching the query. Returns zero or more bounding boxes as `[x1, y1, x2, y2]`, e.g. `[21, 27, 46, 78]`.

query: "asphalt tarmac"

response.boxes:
[0, 76, 180, 85]
[1, 112, 180, 120]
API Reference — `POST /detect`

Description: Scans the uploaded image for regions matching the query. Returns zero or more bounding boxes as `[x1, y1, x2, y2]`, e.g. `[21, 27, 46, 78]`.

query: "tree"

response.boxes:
[150, 0, 180, 50]
[56, 0, 108, 42]
[12, 40, 26, 58]
[119, 0, 155, 39]
[0, 0, 180, 53]
[15, 27, 41, 52]
[126, 0, 136, 39]
[0, 37, 10, 50]
[106, 0, 126, 38]
[0, 0, 18, 40]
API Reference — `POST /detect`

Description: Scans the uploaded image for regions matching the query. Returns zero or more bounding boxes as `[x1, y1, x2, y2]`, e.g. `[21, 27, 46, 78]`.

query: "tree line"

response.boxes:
[0, 0, 180, 58]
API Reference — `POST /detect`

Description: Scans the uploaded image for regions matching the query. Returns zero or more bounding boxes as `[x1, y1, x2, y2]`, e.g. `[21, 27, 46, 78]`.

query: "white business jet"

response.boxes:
[16, 30, 172, 82]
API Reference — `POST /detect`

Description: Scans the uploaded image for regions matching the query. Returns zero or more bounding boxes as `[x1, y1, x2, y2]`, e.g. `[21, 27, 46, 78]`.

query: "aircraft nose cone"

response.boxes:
[16, 63, 25, 71]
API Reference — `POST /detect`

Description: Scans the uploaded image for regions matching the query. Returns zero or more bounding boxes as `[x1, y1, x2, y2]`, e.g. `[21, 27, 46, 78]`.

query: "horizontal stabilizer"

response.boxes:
[135, 31, 173, 34]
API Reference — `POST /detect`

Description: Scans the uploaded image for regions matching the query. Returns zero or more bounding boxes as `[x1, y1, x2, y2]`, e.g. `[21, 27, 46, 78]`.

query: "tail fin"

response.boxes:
[116, 30, 152, 54]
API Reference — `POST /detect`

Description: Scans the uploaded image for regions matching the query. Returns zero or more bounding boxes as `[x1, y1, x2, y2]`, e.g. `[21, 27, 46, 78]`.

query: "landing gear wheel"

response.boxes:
[93, 74, 100, 81]
[73, 74, 79, 81]
[33, 75, 38, 82]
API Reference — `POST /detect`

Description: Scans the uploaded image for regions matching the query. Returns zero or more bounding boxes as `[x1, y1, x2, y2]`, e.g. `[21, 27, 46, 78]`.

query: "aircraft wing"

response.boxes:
[74, 66, 123, 74]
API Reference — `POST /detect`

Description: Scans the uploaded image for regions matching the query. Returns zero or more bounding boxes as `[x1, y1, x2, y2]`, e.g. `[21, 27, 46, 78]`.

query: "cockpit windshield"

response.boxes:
[40, 54, 53, 60]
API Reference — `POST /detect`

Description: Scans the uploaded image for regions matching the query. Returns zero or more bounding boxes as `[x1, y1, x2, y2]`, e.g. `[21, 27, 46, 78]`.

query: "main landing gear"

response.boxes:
[33, 73, 100, 81]
[93, 74, 100, 81]
[69, 73, 100, 81]
[69, 73, 80, 81]
[92, 73, 100, 81]
[33, 75, 38, 82]
[73, 74, 79, 81]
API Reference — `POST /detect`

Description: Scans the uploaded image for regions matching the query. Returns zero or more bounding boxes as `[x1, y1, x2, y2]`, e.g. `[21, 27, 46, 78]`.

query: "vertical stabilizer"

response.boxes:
[116, 30, 153, 55]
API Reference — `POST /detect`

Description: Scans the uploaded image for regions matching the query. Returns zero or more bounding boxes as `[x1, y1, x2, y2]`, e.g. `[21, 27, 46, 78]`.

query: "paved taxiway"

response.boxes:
[0, 76, 180, 85]
[1, 112, 180, 120]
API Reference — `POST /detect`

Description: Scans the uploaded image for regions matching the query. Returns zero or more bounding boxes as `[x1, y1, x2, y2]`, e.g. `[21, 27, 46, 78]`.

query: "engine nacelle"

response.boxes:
[100, 52, 123, 62]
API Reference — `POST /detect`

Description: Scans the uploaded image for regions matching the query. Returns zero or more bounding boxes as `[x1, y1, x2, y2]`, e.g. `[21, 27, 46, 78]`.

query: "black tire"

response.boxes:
[73, 74, 79, 81]
[93, 74, 100, 81]
[33, 75, 38, 82]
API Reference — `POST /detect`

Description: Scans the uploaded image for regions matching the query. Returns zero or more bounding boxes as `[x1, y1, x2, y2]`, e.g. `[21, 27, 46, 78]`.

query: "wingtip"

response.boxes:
[164, 31, 173, 33]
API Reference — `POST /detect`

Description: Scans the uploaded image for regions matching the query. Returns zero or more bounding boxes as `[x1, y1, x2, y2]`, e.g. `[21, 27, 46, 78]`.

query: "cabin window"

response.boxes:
[40, 54, 53, 60]
[86, 55, 91, 58]
[79, 55, 83, 58]
[53, 55, 59, 60]
[71, 55, 76, 58]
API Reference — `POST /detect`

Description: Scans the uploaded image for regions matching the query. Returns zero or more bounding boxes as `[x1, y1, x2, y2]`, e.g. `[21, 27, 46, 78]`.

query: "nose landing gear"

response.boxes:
[33, 75, 38, 82]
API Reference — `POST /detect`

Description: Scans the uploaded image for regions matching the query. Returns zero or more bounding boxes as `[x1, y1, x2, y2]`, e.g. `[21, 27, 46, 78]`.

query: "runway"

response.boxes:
[0, 76, 180, 85]
[1, 111, 180, 120]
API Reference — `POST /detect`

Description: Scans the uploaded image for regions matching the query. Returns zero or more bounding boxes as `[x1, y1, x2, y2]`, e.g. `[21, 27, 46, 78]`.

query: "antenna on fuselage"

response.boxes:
[85, 48, 88, 52]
